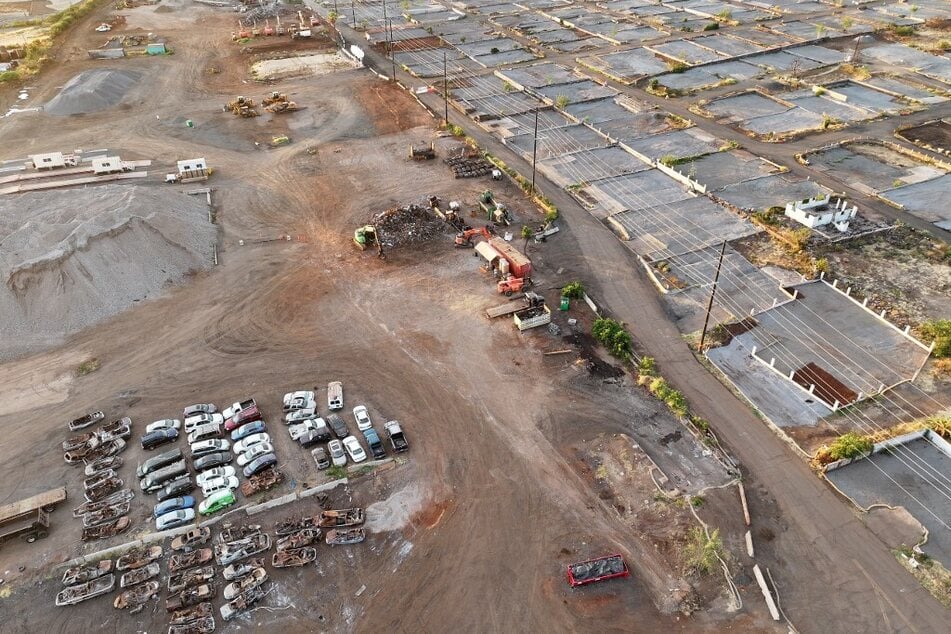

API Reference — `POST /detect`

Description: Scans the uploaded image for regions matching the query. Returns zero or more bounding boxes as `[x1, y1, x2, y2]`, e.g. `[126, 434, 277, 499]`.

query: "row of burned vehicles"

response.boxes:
[63, 414, 136, 541]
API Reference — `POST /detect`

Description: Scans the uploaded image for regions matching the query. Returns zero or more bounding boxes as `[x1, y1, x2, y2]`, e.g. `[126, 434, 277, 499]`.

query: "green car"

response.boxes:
[198, 489, 235, 516]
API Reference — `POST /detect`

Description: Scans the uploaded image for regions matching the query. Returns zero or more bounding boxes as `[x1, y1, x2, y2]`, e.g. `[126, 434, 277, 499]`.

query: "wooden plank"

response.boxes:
[0, 487, 67, 525]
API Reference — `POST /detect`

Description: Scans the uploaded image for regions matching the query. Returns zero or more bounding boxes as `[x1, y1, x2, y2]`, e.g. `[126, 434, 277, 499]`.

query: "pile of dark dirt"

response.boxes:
[563, 332, 624, 378]
[372, 204, 448, 249]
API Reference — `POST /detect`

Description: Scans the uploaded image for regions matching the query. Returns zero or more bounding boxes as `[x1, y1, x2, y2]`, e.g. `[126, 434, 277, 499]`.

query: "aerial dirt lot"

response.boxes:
[0, 3, 782, 633]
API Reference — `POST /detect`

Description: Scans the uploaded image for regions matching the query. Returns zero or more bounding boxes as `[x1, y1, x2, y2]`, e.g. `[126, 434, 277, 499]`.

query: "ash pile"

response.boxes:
[371, 204, 448, 249]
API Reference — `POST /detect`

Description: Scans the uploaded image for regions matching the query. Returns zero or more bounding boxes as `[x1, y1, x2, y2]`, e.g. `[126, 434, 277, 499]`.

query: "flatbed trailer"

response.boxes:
[485, 298, 530, 319]
[0, 487, 67, 546]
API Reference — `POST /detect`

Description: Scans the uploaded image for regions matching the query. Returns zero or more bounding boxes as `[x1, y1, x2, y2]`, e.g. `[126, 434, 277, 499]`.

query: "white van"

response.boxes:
[187, 422, 221, 444]
[328, 381, 343, 411]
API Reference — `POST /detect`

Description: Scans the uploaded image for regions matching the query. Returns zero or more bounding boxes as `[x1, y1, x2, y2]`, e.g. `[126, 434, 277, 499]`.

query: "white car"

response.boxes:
[146, 419, 181, 433]
[342, 436, 367, 463]
[283, 390, 315, 411]
[328, 439, 346, 467]
[328, 381, 343, 410]
[184, 412, 225, 433]
[156, 508, 194, 531]
[285, 408, 316, 423]
[196, 466, 236, 488]
[191, 438, 230, 457]
[233, 433, 270, 454]
[202, 475, 239, 497]
[353, 405, 372, 431]
[183, 403, 217, 418]
[237, 442, 274, 467]
[288, 420, 318, 441]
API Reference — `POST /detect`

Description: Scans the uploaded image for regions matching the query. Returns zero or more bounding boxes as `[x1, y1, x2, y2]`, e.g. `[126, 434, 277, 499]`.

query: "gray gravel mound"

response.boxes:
[0, 185, 217, 359]
[45, 69, 142, 116]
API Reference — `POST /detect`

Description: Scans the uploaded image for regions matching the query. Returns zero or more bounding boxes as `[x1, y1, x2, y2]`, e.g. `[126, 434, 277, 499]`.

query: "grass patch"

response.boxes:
[919, 319, 951, 357]
[895, 546, 951, 608]
[326, 465, 347, 480]
[76, 358, 101, 377]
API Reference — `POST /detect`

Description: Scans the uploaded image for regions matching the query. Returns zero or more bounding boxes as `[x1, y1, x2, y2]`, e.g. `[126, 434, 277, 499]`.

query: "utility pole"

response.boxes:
[699, 240, 727, 352]
[530, 108, 539, 195]
[443, 51, 449, 124]
[388, 20, 396, 81]
[350, 0, 356, 27]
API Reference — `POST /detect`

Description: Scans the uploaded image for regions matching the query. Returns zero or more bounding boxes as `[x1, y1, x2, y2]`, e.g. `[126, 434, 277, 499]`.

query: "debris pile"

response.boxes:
[371, 204, 449, 249]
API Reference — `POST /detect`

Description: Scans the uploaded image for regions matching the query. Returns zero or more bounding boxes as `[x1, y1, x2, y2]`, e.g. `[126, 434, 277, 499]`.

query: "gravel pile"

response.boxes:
[45, 69, 142, 116]
[0, 185, 217, 359]
[372, 204, 448, 249]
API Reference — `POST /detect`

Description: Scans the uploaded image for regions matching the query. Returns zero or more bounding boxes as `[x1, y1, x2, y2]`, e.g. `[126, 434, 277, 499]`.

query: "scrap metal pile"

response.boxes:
[64, 414, 134, 541]
[444, 150, 494, 179]
[371, 203, 449, 249]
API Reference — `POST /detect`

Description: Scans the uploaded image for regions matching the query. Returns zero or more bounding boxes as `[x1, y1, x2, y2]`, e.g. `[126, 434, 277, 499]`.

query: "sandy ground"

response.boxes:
[0, 3, 781, 632]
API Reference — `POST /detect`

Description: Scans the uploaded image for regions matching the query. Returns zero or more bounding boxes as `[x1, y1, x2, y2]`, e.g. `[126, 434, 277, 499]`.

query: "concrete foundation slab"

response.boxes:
[707, 334, 831, 428]
[747, 281, 930, 401]
[826, 438, 951, 564]
[623, 128, 722, 162]
[880, 173, 951, 226]
[716, 174, 825, 211]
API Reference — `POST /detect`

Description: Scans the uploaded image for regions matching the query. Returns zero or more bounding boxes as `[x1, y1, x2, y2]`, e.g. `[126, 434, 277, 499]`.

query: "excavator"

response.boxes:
[453, 225, 492, 248]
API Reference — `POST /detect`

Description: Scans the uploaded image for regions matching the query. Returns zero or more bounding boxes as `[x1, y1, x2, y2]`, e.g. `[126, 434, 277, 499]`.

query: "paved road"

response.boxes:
[339, 20, 950, 632]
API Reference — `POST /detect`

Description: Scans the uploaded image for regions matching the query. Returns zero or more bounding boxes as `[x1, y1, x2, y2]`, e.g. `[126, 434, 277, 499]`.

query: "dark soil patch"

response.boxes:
[562, 332, 624, 378]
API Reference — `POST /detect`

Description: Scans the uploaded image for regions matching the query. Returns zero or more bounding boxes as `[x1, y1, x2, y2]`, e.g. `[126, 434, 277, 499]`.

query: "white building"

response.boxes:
[785, 195, 857, 232]
[177, 158, 207, 176]
[91, 156, 123, 174]
[29, 152, 67, 170]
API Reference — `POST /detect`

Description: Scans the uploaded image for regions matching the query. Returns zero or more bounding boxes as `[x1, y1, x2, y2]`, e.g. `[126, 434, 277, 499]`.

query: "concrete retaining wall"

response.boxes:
[87, 49, 125, 60]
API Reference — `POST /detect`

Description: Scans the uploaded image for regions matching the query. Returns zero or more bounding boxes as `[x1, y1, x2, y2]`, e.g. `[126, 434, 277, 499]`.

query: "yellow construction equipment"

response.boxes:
[223, 96, 259, 117]
[262, 91, 288, 107]
[266, 101, 298, 114]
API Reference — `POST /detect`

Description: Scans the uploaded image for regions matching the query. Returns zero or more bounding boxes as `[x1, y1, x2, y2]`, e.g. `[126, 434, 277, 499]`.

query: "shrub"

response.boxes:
[668, 61, 688, 73]
[76, 358, 101, 376]
[920, 320, 951, 357]
[592, 317, 633, 360]
[562, 281, 585, 299]
[554, 95, 569, 109]
[828, 432, 873, 461]
[326, 465, 347, 480]
[925, 416, 950, 439]
[0, 70, 21, 83]
[638, 356, 657, 377]
[892, 25, 915, 37]
[683, 527, 723, 575]
[703, 22, 719, 31]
